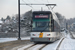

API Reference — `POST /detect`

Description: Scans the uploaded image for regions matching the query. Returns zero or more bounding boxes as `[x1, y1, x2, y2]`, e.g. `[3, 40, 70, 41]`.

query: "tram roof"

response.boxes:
[32, 11, 51, 13]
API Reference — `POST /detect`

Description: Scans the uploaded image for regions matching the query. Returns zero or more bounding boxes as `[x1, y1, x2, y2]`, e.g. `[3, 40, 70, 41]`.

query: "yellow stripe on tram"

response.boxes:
[39, 32, 43, 38]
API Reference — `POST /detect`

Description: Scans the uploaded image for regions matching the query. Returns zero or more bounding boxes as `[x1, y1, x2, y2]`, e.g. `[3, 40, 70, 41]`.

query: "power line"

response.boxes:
[20, 3, 56, 6]
[20, 3, 56, 10]
[26, 0, 34, 9]
[47, 6, 50, 10]
[22, 0, 33, 8]
[21, 0, 56, 10]
[33, 0, 51, 10]
[41, 0, 49, 4]
[34, 0, 44, 4]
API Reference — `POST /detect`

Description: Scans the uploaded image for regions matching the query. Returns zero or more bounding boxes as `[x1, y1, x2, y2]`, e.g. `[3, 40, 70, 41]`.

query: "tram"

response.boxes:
[30, 10, 61, 43]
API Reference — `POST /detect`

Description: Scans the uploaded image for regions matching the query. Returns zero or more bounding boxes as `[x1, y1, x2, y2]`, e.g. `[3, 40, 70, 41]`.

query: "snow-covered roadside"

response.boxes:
[0, 37, 30, 43]
[18, 44, 33, 50]
[28, 44, 45, 50]
[59, 33, 75, 50]
[42, 37, 64, 50]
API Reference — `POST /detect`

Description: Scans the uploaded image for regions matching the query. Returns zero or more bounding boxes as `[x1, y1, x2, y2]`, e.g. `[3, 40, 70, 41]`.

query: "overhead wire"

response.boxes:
[33, 0, 44, 6]
[41, 0, 46, 4]
[45, 0, 50, 10]
[27, 0, 36, 9]
[22, 0, 33, 8]
[33, 0, 44, 4]
[46, 0, 55, 10]
[21, 0, 55, 11]
[39, 0, 48, 10]
[47, 6, 50, 10]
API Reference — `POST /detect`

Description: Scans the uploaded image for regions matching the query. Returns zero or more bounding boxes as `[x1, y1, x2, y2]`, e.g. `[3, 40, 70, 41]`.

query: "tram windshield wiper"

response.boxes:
[41, 26, 50, 32]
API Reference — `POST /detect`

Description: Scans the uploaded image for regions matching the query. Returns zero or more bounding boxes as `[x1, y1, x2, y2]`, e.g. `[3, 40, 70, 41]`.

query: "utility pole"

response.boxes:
[18, 0, 21, 40]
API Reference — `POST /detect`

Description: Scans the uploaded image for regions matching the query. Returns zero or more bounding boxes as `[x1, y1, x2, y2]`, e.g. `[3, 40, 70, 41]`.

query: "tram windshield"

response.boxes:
[32, 22, 51, 32]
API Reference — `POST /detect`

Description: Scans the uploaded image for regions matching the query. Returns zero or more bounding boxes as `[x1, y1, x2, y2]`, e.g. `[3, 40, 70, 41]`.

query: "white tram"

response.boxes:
[30, 10, 62, 43]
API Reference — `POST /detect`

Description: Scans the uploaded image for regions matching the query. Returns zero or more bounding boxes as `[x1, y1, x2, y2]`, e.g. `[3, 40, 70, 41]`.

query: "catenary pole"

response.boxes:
[18, 0, 21, 40]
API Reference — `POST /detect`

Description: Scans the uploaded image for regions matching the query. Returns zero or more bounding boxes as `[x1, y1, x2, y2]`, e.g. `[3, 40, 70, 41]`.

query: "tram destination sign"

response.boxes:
[35, 15, 48, 18]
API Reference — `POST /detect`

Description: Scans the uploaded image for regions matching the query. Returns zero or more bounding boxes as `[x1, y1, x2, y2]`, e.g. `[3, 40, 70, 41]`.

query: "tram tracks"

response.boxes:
[17, 43, 49, 50]
[11, 38, 65, 50]
[56, 37, 65, 50]
[39, 43, 49, 50]
[24, 44, 37, 50]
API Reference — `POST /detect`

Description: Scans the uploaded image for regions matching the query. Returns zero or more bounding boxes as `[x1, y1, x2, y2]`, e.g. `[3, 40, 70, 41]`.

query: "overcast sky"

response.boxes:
[0, 0, 75, 19]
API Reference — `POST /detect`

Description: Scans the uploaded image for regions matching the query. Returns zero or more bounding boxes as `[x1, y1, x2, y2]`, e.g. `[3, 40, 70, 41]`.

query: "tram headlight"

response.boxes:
[47, 34, 50, 36]
[32, 34, 36, 36]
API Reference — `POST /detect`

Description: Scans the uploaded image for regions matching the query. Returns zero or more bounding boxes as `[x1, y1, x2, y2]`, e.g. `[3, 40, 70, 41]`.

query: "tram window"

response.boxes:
[32, 22, 35, 28]
[37, 22, 48, 27]
[32, 22, 51, 32]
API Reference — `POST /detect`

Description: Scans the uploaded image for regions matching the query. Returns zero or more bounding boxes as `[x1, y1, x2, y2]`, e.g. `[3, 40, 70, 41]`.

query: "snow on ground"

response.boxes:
[28, 44, 45, 50]
[18, 44, 33, 50]
[0, 38, 17, 43]
[59, 33, 75, 50]
[61, 31, 67, 37]
[18, 38, 64, 50]
[71, 32, 75, 38]
[18, 44, 45, 50]
[0, 37, 30, 43]
[42, 37, 64, 50]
